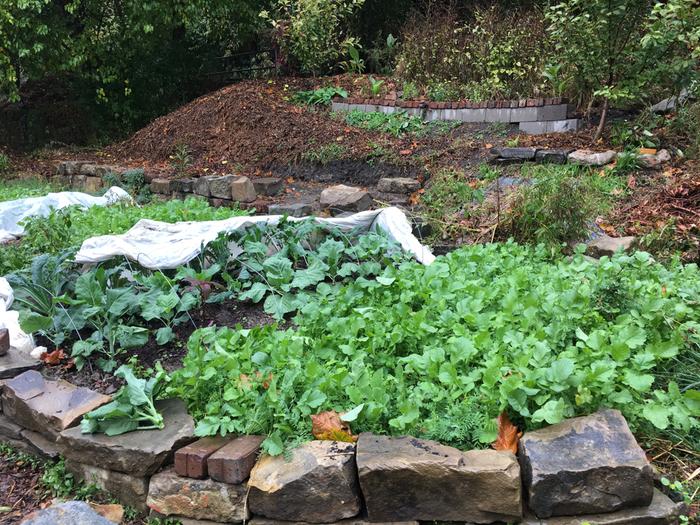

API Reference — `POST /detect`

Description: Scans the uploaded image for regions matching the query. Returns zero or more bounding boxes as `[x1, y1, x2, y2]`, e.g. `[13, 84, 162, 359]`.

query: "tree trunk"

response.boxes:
[592, 98, 609, 143]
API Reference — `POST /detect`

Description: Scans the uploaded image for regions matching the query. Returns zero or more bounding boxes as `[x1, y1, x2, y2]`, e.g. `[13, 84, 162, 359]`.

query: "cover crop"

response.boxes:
[170, 242, 700, 454]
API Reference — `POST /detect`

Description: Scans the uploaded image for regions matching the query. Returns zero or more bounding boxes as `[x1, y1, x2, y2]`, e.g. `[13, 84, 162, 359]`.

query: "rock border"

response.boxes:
[0, 361, 686, 525]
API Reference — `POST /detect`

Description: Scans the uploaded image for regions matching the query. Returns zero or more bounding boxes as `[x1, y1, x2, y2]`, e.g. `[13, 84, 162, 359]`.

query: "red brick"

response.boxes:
[536, 98, 545, 106]
[526, 98, 537, 107]
[208, 435, 266, 484]
[519, 99, 527, 108]
[174, 436, 231, 479]
[487, 100, 496, 108]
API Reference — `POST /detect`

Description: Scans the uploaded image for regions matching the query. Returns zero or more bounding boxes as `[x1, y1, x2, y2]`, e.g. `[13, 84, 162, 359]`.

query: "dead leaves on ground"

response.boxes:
[491, 411, 522, 455]
[311, 410, 358, 443]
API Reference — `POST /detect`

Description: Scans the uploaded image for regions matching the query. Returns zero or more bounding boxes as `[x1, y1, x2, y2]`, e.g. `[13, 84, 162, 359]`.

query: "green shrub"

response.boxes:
[501, 165, 605, 247]
[261, 0, 365, 75]
[420, 169, 484, 241]
[0, 152, 10, 172]
[344, 110, 457, 137]
[669, 99, 700, 158]
[395, 6, 551, 100]
[170, 243, 700, 454]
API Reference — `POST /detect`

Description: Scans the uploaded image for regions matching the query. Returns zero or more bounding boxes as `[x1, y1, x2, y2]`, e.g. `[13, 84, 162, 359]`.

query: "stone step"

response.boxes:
[66, 459, 150, 511]
[268, 202, 314, 217]
[1, 370, 110, 437]
[0, 347, 41, 380]
[253, 177, 284, 196]
[376, 178, 420, 194]
[519, 409, 654, 518]
[58, 398, 195, 476]
[147, 468, 249, 523]
[522, 489, 684, 525]
[320, 185, 371, 215]
[208, 434, 265, 484]
[249, 440, 361, 523]
[356, 433, 521, 524]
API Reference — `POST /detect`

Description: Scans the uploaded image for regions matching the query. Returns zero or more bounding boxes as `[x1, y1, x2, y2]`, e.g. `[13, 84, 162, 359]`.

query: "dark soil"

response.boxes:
[0, 452, 48, 524]
[270, 160, 424, 187]
[41, 299, 280, 395]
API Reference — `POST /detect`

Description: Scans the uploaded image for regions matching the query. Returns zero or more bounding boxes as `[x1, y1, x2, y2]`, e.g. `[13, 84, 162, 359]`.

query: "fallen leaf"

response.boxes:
[399, 149, 413, 156]
[311, 410, 358, 443]
[40, 349, 67, 366]
[627, 175, 637, 189]
[491, 411, 522, 455]
[485, 143, 493, 149]
[286, 177, 294, 183]
[639, 148, 657, 155]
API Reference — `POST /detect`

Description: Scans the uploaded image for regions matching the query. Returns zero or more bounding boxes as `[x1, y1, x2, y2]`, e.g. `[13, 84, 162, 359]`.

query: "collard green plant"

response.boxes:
[81, 365, 166, 435]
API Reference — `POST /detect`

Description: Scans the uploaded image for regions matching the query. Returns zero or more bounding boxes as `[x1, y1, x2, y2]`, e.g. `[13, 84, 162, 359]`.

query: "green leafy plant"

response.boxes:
[41, 458, 100, 500]
[103, 168, 151, 204]
[501, 165, 605, 247]
[81, 365, 167, 435]
[420, 169, 485, 241]
[401, 81, 419, 100]
[170, 144, 192, 178]
[609, 150, 642, 176]
[368, 76, 384, 97]
[0, 153, 10, 172]
[293, 86, 348, 106]
[66, 267, 149, 372]
[345, 110, 449, 137]
[261, 0, 365, 75]
[341, 43, 365, 74]
[0, 177, 64, 203]
[171, 243, 700, 455]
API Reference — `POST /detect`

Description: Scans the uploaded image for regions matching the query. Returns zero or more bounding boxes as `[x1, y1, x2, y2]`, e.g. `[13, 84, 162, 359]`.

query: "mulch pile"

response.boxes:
[111, 76, 383, 174]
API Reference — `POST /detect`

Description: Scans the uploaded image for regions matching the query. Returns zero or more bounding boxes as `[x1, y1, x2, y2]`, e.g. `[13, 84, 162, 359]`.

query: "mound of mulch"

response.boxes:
[110, 76, 383, 174]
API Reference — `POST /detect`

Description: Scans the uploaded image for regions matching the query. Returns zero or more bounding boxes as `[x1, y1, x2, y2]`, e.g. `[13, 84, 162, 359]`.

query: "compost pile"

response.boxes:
[112, 77, 376, 172]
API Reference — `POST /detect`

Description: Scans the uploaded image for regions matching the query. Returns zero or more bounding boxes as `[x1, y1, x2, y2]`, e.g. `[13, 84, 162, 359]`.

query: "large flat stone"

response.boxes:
[586, 234, 636, 258]
[519, 409, 654, 518]
[522, 489, 683, 525]
[147, 468, 249, 522]
[320, 185, 371, 215]
[231, 176, 257, 203]
[357, 433, 521, 524]
[209, 175, 236, 199]
[568, 149, 617, 166]
[0, 412, 23, 439]
[0, 348, 41, 379]
[1, 370, 110, 436]
[58, 398, 195, 476]
[22, 500, 115, 525]
[66, 459, 149, 511]
[253, 177, 283, 196]
[268, 202, 314, 217]
[249, 440, 361, 523]
[248, 518, 418, 525]
[20, 428, 61, 458]
[376, 178, 420, 194]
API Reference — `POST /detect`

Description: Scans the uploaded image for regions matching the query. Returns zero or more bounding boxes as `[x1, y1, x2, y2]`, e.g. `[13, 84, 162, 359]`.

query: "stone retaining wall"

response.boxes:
[331, 97, 581, 134]
[0, 355, 687, 525]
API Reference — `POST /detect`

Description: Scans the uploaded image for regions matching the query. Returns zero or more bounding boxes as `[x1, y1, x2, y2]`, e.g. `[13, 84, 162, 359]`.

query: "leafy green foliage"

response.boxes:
[81, 365, 166, 435]
[171, 243, 700, 454]
[0, 197, 247, 276]
[420, 169, 485, 242]
[396, 6, 551, 100]
[344, 109, 457, 137]
[501, 165, 606, 247]
[261, 0, 365, 75]
[200, 218, 413, 320]
[103, 168, 151, 203]
[293, 86, 347, 106]
[547, 0, 699, 118]
[41, 458, 100, 500]
[0, 177, 64, 202]
[0, 153, 10, 173]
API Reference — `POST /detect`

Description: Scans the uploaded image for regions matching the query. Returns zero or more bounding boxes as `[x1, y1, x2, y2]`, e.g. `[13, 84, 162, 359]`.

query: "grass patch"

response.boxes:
[0, 177, 65, 202]
[301, 143, 347, 165]
[0, 196, 248, 276]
